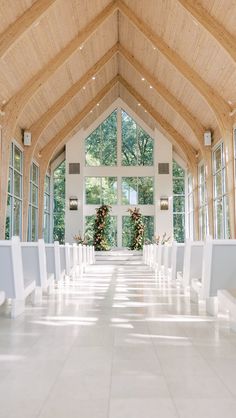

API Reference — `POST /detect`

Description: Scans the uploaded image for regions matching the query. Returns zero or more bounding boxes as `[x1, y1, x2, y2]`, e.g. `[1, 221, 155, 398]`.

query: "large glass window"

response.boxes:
[213, 143, 229, 238]
[53, 160, 65, 243]
[28, 162, 39, 241]
[121, 177, 154, 205]
[85, 110, 117, 166]
[173, 160, 185, 242]
[121, 110, 153, 166]
[6, 143, 23, 239]
[198, 162, 208, 240]
[85, 177, 117, 205]
[44, 174, 51, 243]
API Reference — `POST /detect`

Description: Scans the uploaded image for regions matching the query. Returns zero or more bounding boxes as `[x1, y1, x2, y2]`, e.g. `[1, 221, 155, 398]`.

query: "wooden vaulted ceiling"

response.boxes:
[1, 0, 236, 168]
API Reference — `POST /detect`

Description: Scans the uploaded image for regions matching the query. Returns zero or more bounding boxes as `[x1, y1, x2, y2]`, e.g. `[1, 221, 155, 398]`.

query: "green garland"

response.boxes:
[93, 204, 112, 251]
[128, 207, 144, 250]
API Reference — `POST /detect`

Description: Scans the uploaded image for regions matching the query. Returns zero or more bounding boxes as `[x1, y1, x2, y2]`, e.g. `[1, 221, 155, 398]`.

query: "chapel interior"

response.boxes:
[1, 1, 236, 417]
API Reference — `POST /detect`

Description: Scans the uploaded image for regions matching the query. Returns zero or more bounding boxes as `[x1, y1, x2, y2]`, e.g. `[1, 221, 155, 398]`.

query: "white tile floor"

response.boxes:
[1, 258, 236, 417]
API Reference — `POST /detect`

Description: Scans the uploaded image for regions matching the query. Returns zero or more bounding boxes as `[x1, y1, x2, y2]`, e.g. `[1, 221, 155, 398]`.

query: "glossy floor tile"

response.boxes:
[0, 256, 236, 418]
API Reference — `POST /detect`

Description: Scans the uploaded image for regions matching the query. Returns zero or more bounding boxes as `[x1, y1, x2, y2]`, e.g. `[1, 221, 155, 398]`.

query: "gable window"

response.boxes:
[85, 110, 117, 166]
[121, 110, 153, 166]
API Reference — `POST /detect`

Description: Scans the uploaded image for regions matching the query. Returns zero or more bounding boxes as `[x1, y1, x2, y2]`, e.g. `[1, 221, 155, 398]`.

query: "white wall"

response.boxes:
[65, 99, 174, 244]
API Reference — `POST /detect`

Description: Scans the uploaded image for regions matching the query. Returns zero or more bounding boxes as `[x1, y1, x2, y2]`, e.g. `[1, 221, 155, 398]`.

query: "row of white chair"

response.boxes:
[143, 237, 236, 317]
[0, 237, 95, 318]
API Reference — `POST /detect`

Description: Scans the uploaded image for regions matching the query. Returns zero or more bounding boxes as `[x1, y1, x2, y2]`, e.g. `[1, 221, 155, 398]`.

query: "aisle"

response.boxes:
[1, 255, 236, 418]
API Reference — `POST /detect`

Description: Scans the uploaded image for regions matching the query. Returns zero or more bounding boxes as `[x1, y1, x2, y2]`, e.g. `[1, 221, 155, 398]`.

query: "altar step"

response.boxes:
[95, 249, 143, 265]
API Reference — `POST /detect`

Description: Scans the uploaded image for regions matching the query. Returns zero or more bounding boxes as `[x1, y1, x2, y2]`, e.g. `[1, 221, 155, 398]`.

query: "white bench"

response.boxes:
[182, 239, 204, 292]
[218, 290, 236, 331]
[0, 237, 36, 317]
[163, 244, 172, 278]
[45, 241, 64, 283]
[21, 239, 53, 304]
[171, 242, 185, 281]
[191, 238, 236, 315]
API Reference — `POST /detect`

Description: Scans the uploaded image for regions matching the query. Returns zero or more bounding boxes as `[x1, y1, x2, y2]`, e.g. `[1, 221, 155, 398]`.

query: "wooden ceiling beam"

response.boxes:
[2, 0, 118, 139]
[118, 43, 205, 154]
[117, 0, 231, 133]
[177, 0, 236, 65]
[30, 43, 118, 146]
[39, 75, 119, 166]
[118, 75, 196, 170]
[0, 0, 56, 59]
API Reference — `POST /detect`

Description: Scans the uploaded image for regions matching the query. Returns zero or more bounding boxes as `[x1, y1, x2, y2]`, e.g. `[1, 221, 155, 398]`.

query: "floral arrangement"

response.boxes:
[93, 204, 112, 251]
[128, 207, 144, 250]
[73, 233, 87, 245]
[153, 233, 171, 245]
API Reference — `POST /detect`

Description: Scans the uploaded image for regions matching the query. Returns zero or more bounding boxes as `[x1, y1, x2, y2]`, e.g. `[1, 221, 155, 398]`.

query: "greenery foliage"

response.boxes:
[93, 205, 112, 251]
[122, 110, 153, 166]
[127, 207, 145, 250]
[172, 160, 185, 243]
[53, 160, 65, 244]
[85, 110, 117, 166]
[85, 177, 117, 205]
[85, 215, 117, 247]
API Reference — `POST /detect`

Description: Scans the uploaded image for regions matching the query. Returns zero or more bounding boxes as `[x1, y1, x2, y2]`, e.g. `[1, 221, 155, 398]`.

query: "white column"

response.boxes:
[154, 129, 173, 239]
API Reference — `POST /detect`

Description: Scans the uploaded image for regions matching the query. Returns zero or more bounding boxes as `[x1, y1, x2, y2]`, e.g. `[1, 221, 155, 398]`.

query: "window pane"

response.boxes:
[143, 216, 154, 243]
[31, 206, 38, 241]
[215, 198, 223, 238]
[14, 172, 21, 198]
[138, 177, 154, 204]
[44, 193, 50, 211]
[8, 168, 13, 194]
[121, 177, 138, 205]
[215, 171, 223, 197]
[5, 195, 12, 239]
[53, 161, 65, 243]
[137, 128, 153, 166]
[172, 161, 185, 177]
[214, 146, 222, 172]
[44, 213, 50, 243]
[173, 196, 185, 213]
[45, 175, 50, 194]
[122, 111, 137, 166]
[173, 178, 185, 195]
[101, 177, 117, 204]
[122, 216, 132, 247]
[85, 177, 101, 204]
[121, 110, 153, 166]
[85, 130, 101, 166]
[32, 164, 38, 184]
[85, 215, 117, 247]
[14, 146, 22, 172]
[13, 198, 21, 237]
[101, 110, 117, 166]
[32, 184, 38, 206]
[85, 110, 117, 166]
[173, 214, 185, 243]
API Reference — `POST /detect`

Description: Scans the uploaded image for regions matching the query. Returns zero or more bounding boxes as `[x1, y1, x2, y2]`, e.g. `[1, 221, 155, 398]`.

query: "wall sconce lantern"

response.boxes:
[160, 197, 169, 210]
[69, 196, 78, 211]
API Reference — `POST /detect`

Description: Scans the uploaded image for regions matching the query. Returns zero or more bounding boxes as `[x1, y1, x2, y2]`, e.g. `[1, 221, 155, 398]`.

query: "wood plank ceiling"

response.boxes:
[0, 0, 236, 167]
